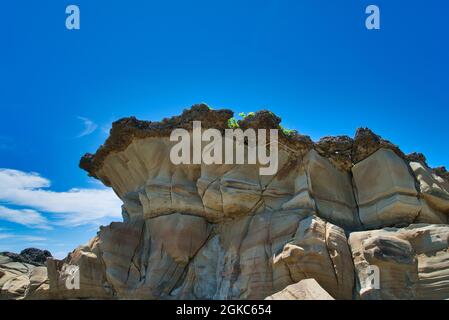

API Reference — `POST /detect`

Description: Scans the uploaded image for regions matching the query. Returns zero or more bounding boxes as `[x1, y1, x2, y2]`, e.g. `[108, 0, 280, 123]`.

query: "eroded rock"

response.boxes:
[410, 161, 449, 216]
[7, 105, 449, 300]
[352, 148, 421, 229]
[265, 278, 335, 300]
[349, 224, 449, 299]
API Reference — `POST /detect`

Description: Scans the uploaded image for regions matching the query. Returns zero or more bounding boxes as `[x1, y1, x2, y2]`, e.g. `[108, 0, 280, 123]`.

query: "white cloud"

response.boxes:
[0, 169, 122, 228]
[0, 169, 49, 190]
[0, 205, 50, 229]
[19, 235, 47, 242]
[76, 116, 98, 138]
[0, 233, 14, 240]
[0, 233, 46, 242]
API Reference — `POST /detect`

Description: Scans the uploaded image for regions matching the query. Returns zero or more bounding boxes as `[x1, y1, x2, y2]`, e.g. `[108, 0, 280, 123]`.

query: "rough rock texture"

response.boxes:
[349, 224, 449, 299]
[352, 127, 405, 164]
[410, 161, 449, 215]
[0, 249, 52, 299]
[352, 148, 421, 229]
[41, 213, 353, 300]
[45, 236, 114, 299]
[433, 166, 449, 182]
[0, 254, 50, 299]
[1, 248, 52, 267]
[265, 279, 335, 300]
[4, 105, 449, 300]
[315, 135, 353, 171]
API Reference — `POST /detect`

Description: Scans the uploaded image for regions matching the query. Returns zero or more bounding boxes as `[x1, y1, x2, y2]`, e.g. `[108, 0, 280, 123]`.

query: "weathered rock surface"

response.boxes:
[265, 278, 335, 300]
[349, 224, 449, 300]
[352, 148, 421, 229]
[410, 161, 449, 215]
[41, 213, 353, 300]
[352, 127, 405, 164]
[1, 248, 52, 266]
[0, 252, 50, 299]
[4, 105, 449, 300]
[46, 237, 113, 299]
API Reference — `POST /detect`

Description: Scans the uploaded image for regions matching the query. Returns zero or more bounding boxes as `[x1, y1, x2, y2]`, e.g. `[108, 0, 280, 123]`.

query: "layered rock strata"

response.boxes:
[0, 252, 50, 299]
[3, 104, 449, 300]
[265, 279, 335, 300]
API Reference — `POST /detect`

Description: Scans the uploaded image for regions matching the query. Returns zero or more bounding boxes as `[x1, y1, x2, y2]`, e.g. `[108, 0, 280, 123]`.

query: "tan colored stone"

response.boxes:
[22, 108, 449, 301]
[304, 150, 359, 228]
[352, 148, 421, 228]
[410, 161, 449, 216]
[265, 278, 335, 300]
[0, 256, 35, 300]
[47, 237, 113, 299]
[349, 224, 449, 299]
[415, 199, 447, 224]
[272, 215, 354, 299]
[1, 275, 29, 299]
[98, 221, 144, 295]
[25, 266, 50, 299]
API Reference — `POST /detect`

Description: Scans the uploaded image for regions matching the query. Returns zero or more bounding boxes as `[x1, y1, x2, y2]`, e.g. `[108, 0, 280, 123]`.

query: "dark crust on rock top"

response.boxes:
[405, 155, 448, 183]
[315, 136, 353, 171]
[80, 104, 233, 177]
[80, 105, 314, 178]
[238, 110, 314, 156]
[238, 110, 282, 130]
[433, 166, 449, 181]
[405, 152, 428, 166]
[1, 248, 52, 266]
[79, 104, 448, 181]
[352, 127, 405, 164]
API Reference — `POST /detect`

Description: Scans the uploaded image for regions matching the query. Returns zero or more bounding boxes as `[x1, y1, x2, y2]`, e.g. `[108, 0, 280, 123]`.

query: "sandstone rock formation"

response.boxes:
[0, 250, 51, 299]
[1, 248, 52, 266]
[350, 224, 449, 299]
[352, 148, 421, 229]
[265, 279, 334, 300]
[3, 104, 449, 300]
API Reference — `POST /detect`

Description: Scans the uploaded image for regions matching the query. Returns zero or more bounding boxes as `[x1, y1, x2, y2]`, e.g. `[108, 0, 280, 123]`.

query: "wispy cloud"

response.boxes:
[0, 169, 122, 228]
[76, 116, 98, 138]
[0, 233, 46, 242]
[20, 235, 47, 242]
[0, 233, 15, 240]
[0, 205, 50, 229]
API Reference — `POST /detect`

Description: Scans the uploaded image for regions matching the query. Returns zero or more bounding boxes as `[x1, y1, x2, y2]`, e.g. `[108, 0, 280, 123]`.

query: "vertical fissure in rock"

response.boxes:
[349, 170, 364, 230]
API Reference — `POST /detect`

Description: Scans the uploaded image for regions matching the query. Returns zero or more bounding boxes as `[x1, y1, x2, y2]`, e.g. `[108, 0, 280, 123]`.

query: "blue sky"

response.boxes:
[0, 1, 448, 258]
